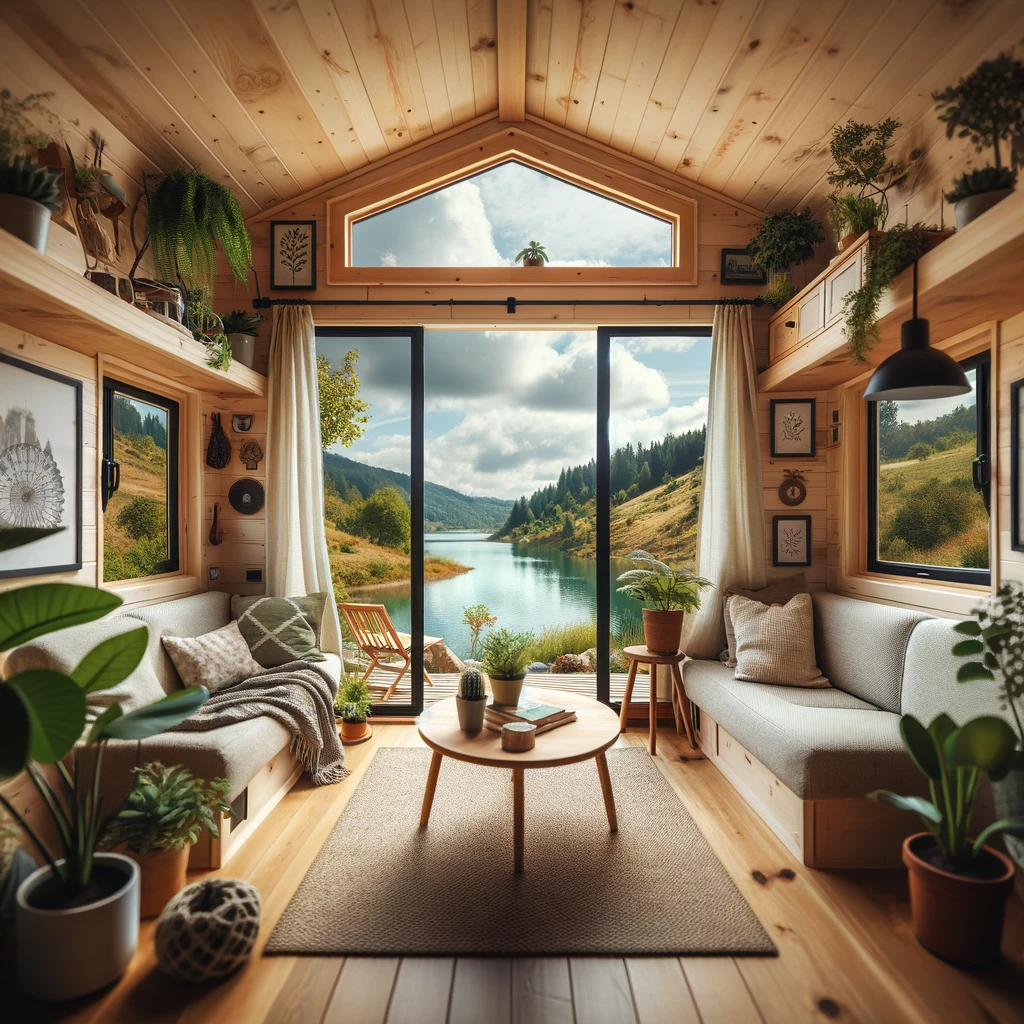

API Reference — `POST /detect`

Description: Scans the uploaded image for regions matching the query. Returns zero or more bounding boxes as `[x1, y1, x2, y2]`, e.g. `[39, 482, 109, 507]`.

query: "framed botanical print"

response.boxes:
[1012, 378, 1024, 550]
[773, 515, 812, 567]
[770, 398, 816, 458]
[270, 220, 316, 290]
[0, 353, 83, 577]
[720, 248, 767, 285]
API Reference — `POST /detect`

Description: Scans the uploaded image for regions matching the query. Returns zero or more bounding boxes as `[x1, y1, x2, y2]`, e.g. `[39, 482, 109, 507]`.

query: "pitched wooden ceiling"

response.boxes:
[2, 0, 1018, 220]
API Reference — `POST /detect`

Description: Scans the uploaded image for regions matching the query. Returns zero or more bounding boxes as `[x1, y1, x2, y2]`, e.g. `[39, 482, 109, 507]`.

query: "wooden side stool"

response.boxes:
[619, 646, 696, 755]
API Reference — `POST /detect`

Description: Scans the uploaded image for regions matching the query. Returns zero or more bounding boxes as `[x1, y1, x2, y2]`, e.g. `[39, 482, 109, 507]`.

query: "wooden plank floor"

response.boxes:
[6, 724, 1023, 1024]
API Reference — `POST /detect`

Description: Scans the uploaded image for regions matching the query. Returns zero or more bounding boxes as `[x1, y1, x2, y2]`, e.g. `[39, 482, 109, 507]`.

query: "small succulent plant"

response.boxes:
[458, 668, 486, 701]
[0, 154, 62, 211]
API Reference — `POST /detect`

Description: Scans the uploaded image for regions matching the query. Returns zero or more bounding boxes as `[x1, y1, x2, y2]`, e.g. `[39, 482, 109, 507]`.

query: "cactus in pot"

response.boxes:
[456, 668, 487, 732]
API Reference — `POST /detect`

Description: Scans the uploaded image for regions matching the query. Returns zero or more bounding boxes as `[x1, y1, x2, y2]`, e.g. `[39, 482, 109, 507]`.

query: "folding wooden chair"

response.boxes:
[339, 602, 446, 702]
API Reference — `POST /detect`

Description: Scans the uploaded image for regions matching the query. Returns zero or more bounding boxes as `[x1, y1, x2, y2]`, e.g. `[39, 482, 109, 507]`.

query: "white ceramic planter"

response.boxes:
[228, 332, 256, 368]
[16, 853, 140, 1002]
[0, 193, 52, 253]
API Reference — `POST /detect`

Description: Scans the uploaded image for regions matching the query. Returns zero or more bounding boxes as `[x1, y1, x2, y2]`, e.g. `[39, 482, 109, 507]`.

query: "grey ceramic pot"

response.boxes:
[993, 759, 1024, 873]
[456, 695, 487, 732]
[954, 188, 1013, 230]
[0, 193, 52, 253]
[228, 332, 256, 368]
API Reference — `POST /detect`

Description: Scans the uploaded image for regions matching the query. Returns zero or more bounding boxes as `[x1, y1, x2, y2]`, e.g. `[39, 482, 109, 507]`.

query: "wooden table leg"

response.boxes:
[619, 659, 638, 732]
[595, 752, 618, 832]
[419, 750, 443, 827]
[513, 768, 525, 874]
[671, 663, 697, 750]
[649, 665, 658, 755]
[671, 674, 682, 735]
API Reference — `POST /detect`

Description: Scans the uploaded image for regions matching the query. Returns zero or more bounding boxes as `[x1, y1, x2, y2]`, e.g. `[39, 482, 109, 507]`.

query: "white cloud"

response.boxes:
[625, 335, 699, 354]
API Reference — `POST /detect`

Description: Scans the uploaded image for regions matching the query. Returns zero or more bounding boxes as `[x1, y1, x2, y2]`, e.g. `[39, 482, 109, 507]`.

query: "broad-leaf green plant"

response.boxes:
[515, 240, 548, 264]
[869, 714, 1024, 864]
[334, 672, 374, 723]
[745, 208, 825, 309]
[481, 627, 536, 681]
[220, 309, 263, 336]
[616, 550, 712, 613]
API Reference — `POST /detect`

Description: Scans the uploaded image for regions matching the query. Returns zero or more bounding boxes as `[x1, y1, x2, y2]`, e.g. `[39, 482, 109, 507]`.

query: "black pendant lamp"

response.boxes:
[863, 261, 970, 402]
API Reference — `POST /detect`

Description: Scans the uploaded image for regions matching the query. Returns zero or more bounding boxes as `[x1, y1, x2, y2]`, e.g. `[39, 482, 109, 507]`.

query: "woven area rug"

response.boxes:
[265, 746, 776, 957]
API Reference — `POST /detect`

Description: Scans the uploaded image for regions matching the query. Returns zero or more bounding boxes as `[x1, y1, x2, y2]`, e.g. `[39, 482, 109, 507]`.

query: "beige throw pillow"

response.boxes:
[162, 621, 263, 693]
[728, 593, 829, 688]
[721, 573, 807, 667]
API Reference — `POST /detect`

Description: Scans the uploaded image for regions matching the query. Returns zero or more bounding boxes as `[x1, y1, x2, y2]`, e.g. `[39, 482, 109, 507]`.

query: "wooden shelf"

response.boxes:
[758, 190, 1024, 392]
[0, 229, 267, 397]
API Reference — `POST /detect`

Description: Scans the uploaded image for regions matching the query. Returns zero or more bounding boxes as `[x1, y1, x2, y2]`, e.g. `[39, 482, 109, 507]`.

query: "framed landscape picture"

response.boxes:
[0, 353, 82, 577]
[770, 398, 816, 457]
[270, 220, 316, 289]
[1012, 378, 1024, 550]
[720, 248, 767, 285]
[773, 515, 812, 567]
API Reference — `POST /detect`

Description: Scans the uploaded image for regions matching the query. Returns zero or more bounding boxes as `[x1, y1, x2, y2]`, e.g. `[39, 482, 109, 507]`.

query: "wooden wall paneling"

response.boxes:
[431, 0, 478, 126]
[496, 0, 527, 122]
[541, 0, 586, 128]
[579, 0, 644, 147]
[466, 0, 499, 117]
[998, 313, 1024, 582]
[560, 0, 616, 138]
[403, 0, 458, 136]
[524, 0, 553, 119]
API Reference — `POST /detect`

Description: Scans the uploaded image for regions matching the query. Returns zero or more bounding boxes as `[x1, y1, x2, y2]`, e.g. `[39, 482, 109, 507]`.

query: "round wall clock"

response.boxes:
[778, 470, 806, 507]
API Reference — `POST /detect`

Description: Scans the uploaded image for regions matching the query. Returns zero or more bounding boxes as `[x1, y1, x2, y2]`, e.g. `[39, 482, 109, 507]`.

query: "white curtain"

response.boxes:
[683, 303, 767, 659]
[266, 304, 342, 655]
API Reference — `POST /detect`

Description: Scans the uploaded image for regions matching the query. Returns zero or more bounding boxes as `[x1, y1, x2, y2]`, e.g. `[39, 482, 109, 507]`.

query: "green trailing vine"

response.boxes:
[205, 333, 233, 371]
[842, 224, 933, 363]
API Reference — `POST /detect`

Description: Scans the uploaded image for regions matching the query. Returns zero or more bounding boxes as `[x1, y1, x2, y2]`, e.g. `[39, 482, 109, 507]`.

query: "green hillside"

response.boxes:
[322, 452, 513, 531]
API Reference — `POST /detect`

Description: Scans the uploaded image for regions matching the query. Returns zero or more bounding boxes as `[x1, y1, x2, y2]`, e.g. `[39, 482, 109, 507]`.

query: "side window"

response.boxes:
[102, 379, 179, 582]
[868, 354, 990, 585]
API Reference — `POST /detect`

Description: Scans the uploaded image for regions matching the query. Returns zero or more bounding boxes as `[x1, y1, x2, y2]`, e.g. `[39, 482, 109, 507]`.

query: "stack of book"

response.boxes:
[484, 695, 576, 735]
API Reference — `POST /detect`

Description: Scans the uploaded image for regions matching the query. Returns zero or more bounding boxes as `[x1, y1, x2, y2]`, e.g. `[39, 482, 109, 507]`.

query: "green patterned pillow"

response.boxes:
[231, 593, 328, 667]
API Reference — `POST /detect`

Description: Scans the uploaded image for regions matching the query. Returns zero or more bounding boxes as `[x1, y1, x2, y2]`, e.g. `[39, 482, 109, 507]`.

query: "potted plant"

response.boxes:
[455, 668, 487, 732]
[335, 673, 373, 743]
[220, 309, 263, 369]
[826, 117, 907, 248]
[745, 208, 825, 308]
[952, 581, 1024, 874]
[0, 89, 62, 252]
[616, 550, 712, 656]
[481, 627, 535, 707]
[515, 240, 548, 267]
[934, 53, 1024, 228]
[101, 763, 230, 919]
[868, 714, 1024, 966]
[0, 572, 208, 1001]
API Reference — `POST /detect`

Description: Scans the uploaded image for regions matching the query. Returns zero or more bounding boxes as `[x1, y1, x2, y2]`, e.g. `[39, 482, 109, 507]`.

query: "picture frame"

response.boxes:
[270, 220, 316, 290]
[773, 515, 812, 567]
[770, 398, 816, 458]
[1011, 378, 1024, 551]
[0, 352, 83, 577]
[720, 248, 767, 285]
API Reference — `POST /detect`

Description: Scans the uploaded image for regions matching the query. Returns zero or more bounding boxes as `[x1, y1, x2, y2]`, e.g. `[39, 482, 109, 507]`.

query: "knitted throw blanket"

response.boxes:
[174, 662, 349, 785]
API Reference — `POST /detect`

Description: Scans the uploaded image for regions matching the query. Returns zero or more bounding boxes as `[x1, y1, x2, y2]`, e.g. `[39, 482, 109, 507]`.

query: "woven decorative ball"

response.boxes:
[155, 878, 261, 983]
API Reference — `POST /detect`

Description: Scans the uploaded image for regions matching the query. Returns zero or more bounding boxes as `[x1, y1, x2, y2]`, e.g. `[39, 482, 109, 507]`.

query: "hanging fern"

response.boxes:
[147, 169, 251, 293]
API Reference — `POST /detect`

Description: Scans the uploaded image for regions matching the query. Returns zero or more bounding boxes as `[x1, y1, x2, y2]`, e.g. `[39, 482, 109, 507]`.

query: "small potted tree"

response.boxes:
[455, 668, 487, 732]
[745, 208, 825, 308]
[220, 309, 263, 369]
[101, 763, 230, 918]
[515, 240, 548, 267]
[869, 714, 1024, 966]
[616, 550, 712, 656]
[934, 53, 1024, 228]
[335, 672, 374, 743]
[481, 627, 536, 707]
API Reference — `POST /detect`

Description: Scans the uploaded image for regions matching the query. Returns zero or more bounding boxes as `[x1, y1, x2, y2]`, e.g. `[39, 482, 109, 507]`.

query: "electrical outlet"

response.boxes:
[246, 569, 263, 583]
[208, 566, 220, 581]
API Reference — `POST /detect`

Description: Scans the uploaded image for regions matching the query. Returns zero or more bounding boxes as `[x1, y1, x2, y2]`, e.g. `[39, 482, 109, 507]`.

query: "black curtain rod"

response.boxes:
[251, 295, 764, 313]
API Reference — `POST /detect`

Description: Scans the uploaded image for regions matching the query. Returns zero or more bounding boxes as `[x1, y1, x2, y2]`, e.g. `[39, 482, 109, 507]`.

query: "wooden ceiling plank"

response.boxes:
[467, 0, 500, 116]
[582, 0, 649, 144]
[671, 0, 805, 179]
[496, 0, 527, 122]
[542, 0, 585, 127]
[694, 0, 846, 195]
[248, 0, 373, 175]
[404, 0, 458, 132]
[630, 0, 721, 164]
[430, 0, 478, 126]
[650, 0, 761, 172]
[168, 0, 344, 191]
[561, 0, 616, 137]
[525, 0, 553, 117]
[718, 0, 880, 202]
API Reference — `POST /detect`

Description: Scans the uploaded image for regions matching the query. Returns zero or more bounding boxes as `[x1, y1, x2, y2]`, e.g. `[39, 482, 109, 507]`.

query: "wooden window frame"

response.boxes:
[326, 133, 697, 289]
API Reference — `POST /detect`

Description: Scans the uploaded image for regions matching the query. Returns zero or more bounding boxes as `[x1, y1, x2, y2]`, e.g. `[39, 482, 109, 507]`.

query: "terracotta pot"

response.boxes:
[0, 193, 52, 253]
[340, 719, 369, 742]
[837, 231, 860, 253]
[128, 846, 189, 919]
[456, 695, 487, 732]
[903, 833, 1015, 967]
[488, 675, 525, 707]
[522, 256, 544, 267]
[954, 188, 1013, 230]
[642, 608, 684, 655]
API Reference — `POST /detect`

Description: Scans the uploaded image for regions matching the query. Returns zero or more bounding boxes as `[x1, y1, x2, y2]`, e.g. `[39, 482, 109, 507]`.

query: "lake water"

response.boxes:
[371, 532, 638, 660]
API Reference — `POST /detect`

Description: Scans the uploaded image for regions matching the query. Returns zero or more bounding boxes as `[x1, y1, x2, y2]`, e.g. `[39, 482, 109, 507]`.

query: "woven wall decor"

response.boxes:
[239, 439, 264, 471]
[155, 878, 261, 983]
[206, 413, 231, 469]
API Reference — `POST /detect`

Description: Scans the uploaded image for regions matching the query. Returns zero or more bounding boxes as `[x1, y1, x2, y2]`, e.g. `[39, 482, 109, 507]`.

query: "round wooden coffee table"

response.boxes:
[417, 688, 621, 873]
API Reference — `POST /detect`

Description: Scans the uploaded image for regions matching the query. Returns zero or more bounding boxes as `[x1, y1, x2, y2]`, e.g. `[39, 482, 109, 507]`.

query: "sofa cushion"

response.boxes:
[162, 621, 264, 692]
[729, 594, 828, 687]
[231, 594, 327, 667]
[683, 658, 923, 800]
[812, 592, 927, 712]
[722, 573, 807, 666]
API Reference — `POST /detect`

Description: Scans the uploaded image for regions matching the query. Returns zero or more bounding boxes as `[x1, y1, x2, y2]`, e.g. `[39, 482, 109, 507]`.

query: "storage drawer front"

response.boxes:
[825, 251, 863, 325]
[797, 285, 823, 342]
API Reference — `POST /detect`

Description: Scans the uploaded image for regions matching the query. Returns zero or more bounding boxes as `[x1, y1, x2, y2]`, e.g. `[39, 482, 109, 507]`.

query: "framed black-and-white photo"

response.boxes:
[1012, 378, 1024, 551]
[270, 220, 316, 290]
[770, 398, 816, 458]
[773, 515, 812, 567]
[720, 248, 767, 285]
[0, 353, 82, 577]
